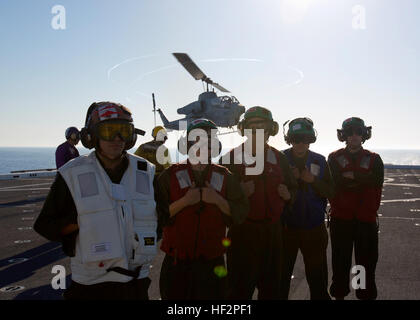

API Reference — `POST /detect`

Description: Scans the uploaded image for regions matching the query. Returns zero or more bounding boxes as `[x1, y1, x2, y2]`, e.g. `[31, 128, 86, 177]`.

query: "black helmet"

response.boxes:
[337, 117, 372, 142]
[65, 127, 80, 141]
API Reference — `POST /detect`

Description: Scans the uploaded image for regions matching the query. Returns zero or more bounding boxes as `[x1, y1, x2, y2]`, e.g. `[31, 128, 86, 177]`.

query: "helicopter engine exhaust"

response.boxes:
[177, 101, 203, 115]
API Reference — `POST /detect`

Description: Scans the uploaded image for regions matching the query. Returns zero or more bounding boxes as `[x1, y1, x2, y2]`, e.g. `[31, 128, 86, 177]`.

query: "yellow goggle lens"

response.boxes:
[97, 122, 133, 141]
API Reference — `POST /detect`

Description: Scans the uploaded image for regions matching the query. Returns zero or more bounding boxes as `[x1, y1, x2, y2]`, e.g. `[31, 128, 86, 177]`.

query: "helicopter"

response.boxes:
[155, 53, 245, 131]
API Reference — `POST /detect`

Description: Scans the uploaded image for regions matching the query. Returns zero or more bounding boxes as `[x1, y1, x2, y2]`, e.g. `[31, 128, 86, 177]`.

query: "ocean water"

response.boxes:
[0, 147, 60, 174]
[1, 147, 420, 174]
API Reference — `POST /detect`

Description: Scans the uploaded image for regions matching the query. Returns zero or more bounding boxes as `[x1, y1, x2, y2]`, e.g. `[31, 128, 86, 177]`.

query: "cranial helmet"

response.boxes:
[152, 126, 167, 139]
[337, 117, 372, 143]
[177, 118, 221, 157]
[237, 106, 279, 136]
[65, 127, 80, 141]
[283, 117, 317, 145]
[80, 101, 137, 150]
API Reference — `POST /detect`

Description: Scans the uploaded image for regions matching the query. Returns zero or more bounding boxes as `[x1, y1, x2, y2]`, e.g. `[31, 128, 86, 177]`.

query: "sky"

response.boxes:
[0, 0, 419, 153]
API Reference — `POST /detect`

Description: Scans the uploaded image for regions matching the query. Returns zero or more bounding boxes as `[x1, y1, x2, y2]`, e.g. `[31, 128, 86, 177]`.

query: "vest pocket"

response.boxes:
[132, 199, 156, 220]
[131, 230, 157, 265]
[78, 209, 124, 263]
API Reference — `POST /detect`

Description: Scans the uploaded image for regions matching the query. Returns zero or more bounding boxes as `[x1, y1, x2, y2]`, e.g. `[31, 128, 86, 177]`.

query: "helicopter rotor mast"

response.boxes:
[172, 53, 230, 93]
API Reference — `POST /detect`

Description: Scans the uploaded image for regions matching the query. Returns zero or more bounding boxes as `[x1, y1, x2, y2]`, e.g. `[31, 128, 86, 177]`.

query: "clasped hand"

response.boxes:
[184, 182, 221, 206]
[292, 166, 315, 183]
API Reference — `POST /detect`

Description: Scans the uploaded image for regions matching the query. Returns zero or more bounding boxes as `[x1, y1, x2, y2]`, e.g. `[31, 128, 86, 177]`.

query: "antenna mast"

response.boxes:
[152, 93, 156, 127]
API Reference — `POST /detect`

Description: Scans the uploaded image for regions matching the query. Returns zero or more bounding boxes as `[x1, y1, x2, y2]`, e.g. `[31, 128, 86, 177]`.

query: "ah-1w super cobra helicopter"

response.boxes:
[155, 53, 245, 130]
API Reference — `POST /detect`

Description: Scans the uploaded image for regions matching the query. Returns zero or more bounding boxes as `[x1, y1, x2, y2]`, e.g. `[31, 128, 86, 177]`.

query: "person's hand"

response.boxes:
[277, 184, 291, 201]
[240, 180, 255, 197]
[184, 182, 201, 206]
[300, 167, 315, 183]
[291, 166, 300, 180]
[61, 223, 79, 236]
[342, 171, 355, 180]
[202, 182, 222, 205]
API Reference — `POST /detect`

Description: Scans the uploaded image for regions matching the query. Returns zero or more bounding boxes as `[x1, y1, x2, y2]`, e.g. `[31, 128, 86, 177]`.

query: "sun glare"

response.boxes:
[285, 0, 314, 9]
[280, 0, 315, 23]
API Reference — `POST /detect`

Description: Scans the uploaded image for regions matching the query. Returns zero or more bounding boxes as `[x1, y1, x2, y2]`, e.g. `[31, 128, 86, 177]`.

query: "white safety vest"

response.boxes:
[59, 152, 157, 285]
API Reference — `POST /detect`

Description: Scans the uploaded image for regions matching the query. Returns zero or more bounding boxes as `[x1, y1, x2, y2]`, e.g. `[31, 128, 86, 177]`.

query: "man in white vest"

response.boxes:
[34, 101, 157, 300]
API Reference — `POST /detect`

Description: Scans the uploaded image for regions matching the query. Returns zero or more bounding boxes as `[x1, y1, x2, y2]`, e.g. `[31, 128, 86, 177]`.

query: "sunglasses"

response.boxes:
[344, 127, 363, 137]
[290, 135, 313, 144]
[245, 121, 271, 135]
[96, 121, 134, 142]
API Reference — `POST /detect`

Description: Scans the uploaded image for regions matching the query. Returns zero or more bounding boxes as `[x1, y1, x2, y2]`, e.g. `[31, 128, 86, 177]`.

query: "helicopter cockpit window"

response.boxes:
[211, 97, 222, 106]
[230, 96, 239, 104]
[219, 96, 232, 105]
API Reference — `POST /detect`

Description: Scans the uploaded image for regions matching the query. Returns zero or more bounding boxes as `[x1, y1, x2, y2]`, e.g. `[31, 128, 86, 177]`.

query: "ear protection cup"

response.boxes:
[364, 126, 372, 141]
[283, 120, 290, 145]
[307, 127, 317, 143]
[80, 127, 95, 149]
[337, 129, 345, 142]
[271, 121, 279, 136]
[310, 134, 317, 144]
[80, 103, 98, 149]
[177, 134, 188, 155]
[124, 132, 137, 150]
[237, 119, 245, 136]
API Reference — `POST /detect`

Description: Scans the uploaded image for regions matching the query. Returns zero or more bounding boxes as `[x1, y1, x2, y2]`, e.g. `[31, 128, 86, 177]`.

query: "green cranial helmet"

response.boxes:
[284, 117, 316, 144]
[288, 118, 315, 136]
[244, 106, 273, 122]
[178, 118, 221, 157]
[187, 118, 218, 133]
[341, 117, 365, 130]
[238, 106, 279, 136]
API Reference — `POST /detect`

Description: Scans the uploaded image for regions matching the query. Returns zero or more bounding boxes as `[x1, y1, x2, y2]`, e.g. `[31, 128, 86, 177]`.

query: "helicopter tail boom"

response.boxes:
[157, 108, 170, 127]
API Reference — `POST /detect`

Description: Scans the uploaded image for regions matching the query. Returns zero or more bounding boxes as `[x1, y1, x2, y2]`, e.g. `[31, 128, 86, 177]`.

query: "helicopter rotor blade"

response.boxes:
[212, 82, 230, 93]
[173, 52, 230, 92]
[173, 53, 206, 81]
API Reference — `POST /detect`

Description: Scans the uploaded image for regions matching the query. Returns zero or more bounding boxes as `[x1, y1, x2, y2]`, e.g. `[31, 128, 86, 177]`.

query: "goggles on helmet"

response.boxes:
[95, 120, 134, 142]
